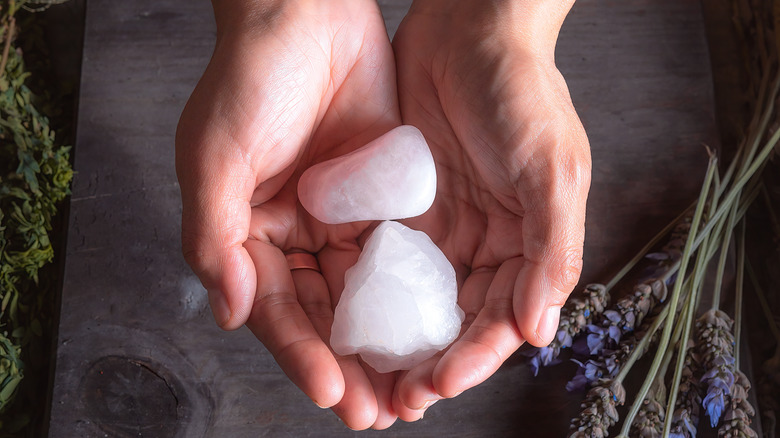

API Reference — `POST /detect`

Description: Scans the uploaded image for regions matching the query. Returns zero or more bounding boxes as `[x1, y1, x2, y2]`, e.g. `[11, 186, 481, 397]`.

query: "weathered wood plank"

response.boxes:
[49, 0, 717, 436]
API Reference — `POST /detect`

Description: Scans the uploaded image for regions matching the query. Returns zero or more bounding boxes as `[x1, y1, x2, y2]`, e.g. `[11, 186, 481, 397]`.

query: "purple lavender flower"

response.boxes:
[567, 342, 634, 391]
[567, 359, 607, 391]
[703, 388, 726, 427]
[585, 323, 622, 355]
[528, 345, 559, 376]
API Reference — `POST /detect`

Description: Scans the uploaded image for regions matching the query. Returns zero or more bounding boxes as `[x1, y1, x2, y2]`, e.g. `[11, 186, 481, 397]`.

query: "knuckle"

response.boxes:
[547, 246, 584, 303]
[181, 231, 211, 276]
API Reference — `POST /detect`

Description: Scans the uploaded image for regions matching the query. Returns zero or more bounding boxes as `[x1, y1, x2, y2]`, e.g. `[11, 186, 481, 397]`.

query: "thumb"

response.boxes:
[513, 129, 591, 347]
[176, 108, 257, 330]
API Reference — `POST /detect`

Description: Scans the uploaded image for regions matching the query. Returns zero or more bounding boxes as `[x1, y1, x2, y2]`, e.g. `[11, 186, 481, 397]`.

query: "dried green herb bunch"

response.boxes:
[569, 379, 626, 438]
[0, 0, 74, 416]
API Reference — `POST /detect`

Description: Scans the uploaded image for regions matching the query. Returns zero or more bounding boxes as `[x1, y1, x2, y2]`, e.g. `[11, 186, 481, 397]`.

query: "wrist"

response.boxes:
[211, 0, 382, 44]
[407, 0, 575, 60]
[211, 0, 287, 36]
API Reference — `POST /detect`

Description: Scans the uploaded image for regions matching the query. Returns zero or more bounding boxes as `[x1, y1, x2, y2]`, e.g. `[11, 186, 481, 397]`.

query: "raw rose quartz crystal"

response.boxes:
[297, 125, 436, 224]
[330, 221, 464, 373]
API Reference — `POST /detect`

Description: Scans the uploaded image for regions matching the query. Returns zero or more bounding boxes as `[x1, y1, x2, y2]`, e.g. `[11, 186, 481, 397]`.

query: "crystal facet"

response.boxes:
[330, 221, 464, 373]
[298, 125, 436, 224]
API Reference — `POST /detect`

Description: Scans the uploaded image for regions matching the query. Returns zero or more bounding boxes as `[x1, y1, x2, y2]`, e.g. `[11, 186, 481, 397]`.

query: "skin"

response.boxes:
[176, 0, 590, 430]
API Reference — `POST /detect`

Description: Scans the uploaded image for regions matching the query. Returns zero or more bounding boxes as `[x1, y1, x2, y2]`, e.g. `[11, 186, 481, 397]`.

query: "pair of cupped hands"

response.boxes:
[175, 0, 591, 430]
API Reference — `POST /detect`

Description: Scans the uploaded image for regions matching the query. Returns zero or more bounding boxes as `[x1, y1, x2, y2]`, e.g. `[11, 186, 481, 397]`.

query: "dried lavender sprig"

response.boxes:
[717, 223, 757, 437]
[628, 309, 682, 438]
[717, 369, 757, 437]
[569, 379, 626, 438]
[631, 386, 666, 438]
[571, 200, 729, 390]
[618, 273, 699, 437]
[669, 344, 703, 438]
[696, 309, 736, 427]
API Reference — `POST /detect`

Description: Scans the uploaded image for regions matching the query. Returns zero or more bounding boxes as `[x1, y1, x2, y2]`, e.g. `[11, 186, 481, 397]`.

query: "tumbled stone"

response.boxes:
[330, 221, 464, 373]
[298, 125, 436, 224]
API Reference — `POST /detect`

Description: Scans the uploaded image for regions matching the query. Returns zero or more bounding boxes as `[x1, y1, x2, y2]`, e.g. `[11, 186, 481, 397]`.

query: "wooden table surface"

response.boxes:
[48, 0, 718, 436]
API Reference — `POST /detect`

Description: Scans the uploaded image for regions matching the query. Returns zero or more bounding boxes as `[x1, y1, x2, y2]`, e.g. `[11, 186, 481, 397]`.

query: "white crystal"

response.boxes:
[330, 221, 464, 373]
[298, 125, 436, 224]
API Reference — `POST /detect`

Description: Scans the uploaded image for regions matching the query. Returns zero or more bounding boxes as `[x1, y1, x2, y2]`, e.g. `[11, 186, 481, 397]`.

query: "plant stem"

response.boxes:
[734, 220, 745, 369]
[711, 198, 740, 310]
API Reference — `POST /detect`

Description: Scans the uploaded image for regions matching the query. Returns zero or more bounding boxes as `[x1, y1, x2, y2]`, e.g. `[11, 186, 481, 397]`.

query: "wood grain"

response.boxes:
[49, 0, 718, 436]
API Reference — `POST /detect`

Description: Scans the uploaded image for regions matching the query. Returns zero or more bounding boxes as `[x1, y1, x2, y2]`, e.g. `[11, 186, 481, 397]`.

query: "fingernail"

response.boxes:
[208, 289, 231, 327]
[421, 399, 439, 410]
[537, 306, 561, 344]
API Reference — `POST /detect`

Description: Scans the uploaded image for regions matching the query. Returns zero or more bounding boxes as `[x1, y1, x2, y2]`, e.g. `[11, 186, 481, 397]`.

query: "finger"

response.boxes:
[391, 371, 427, 423]
[396, 356, 442, 415]
[514, 129, 591, 347]
[328, 356, 378, 430]
[290, 266, 379, 429]
[363, 366, 398, 430]
[243, 239, 345, 409]
[432, 257, 525, 398]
